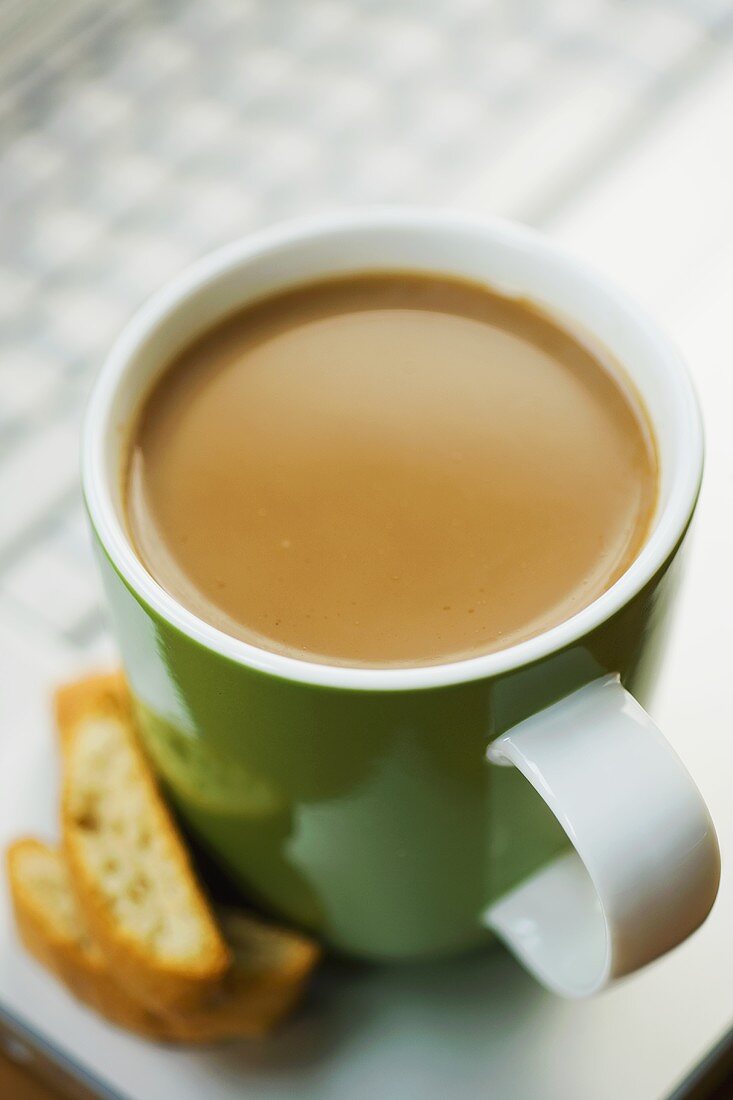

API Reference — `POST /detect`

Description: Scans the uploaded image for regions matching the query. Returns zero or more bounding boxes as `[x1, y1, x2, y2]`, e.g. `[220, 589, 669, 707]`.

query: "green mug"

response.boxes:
[83, 209, 719, 997]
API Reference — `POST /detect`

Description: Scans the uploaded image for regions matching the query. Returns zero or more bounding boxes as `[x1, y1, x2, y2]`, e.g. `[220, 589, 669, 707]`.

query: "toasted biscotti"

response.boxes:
[6, 838, 177, 1040]
[56, 673, 232, 1014]
[7, 839, 320, 1041]
[199, 908, 321, 1038]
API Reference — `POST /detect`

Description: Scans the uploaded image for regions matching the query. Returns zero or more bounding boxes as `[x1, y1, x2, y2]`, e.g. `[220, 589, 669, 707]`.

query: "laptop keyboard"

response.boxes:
[0, 0, 730, 680]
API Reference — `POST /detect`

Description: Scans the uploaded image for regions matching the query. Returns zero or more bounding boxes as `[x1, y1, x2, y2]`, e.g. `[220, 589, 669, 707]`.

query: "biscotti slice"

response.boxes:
[7, 839, 320, 1041]
[6, 838, 177, 1040]
[131, 909, 321, 1042]
[54, 671, 127, 750]
[57, 673, 232, 1014]
[188, 909, 321, 1039]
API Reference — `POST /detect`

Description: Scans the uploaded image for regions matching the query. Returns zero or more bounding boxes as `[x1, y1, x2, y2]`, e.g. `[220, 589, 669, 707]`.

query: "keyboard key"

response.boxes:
[51, 504, 96, 567]
[0, 259, 33, 303]
[0, 350, 61, 429]
[3, 542, 101, 636]
[0, 422, 79, 554]
[456, 62, 641, 219]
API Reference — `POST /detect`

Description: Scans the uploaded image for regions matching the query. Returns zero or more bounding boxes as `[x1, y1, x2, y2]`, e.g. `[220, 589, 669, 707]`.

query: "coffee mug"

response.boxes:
[83, 209, 720, 998]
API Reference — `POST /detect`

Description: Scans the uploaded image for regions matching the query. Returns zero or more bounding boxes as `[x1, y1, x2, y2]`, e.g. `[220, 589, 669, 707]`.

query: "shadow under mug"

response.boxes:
[82, 209, 720, 998]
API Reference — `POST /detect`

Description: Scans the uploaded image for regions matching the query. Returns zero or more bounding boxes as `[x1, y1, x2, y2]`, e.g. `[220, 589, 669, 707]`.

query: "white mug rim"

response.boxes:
[82, 207, 703, 692]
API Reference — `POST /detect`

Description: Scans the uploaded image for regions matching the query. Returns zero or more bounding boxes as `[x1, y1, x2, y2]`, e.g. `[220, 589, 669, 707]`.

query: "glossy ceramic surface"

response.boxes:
[84, 211, 705, 961]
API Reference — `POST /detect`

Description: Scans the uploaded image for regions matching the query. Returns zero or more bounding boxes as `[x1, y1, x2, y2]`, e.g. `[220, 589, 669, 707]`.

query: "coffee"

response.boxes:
[125, 273, 657, 668]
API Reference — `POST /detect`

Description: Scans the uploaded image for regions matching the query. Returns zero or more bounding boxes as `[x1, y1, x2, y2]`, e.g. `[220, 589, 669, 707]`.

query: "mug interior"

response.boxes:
[83, 209, 703, 690]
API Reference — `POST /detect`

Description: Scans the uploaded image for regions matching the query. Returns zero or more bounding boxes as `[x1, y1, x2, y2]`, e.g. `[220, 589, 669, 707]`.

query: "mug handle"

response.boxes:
[484, 675, 720, 997]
